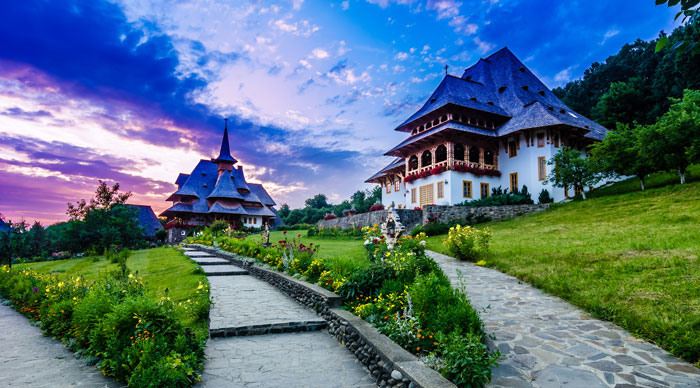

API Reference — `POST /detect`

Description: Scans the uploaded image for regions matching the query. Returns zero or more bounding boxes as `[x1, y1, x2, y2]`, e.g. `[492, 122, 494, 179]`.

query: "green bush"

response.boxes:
[461, 185, 534, 207]
[436, 330, 500, 387]
[444, 225, 492, 262]
[538, 189, 554, 204]
[0, 266, 207, 387]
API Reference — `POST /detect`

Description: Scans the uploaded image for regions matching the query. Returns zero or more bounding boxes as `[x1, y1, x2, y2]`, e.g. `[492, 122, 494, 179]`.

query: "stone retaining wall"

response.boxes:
[185, 243, 456, 388]
[423, 203, 550, 224]
[317, 209, 422, 232]
[317, 204, 549, 231]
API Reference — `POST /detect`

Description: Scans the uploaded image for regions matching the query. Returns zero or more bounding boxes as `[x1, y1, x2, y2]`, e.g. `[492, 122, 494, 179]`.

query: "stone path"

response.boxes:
[182, 249, 375, 387]
[0, 302, 122, 388]
[427, 250, 700, 388]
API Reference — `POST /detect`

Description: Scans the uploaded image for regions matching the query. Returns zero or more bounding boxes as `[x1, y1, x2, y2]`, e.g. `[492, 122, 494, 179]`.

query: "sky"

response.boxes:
[0, 0, 683, 225]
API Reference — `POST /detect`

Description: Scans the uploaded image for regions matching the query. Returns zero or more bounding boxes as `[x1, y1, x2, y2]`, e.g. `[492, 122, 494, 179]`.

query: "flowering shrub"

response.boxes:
[369, 203, 385, 212]
[444, 225, 492, 261]
[404, 165, 447, 183]
[0, 266, 208, 386]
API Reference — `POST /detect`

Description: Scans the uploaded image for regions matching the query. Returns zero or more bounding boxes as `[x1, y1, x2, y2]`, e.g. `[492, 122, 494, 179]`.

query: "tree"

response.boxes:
[304, 194, 329, 209]
[0, 220, 28, 268]
[277, 204, 291, 219]
[655, 0, 699, 55]
[590, 122, 657, 190]
[67, 180, 131, 220]
[655, 89, 700, 183]
[547, 147, 601, 199]
[591, 78, 653, 128]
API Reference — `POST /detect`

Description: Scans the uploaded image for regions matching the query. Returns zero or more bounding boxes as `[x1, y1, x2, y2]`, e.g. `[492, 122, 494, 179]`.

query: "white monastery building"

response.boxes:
[367, 47, 609, 207]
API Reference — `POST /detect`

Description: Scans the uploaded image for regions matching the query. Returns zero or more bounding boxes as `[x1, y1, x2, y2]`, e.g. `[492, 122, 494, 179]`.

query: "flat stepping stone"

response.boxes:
[207, 276, 323, 333]
[200, 332, 374, 387]
[202, 265, 248, 276]
[184, 251, 214, 257]
[190, 257, 230, 265]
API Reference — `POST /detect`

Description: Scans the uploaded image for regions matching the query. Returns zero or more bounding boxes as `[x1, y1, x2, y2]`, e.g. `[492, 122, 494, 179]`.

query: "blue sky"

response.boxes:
[0, 0, 683, 224]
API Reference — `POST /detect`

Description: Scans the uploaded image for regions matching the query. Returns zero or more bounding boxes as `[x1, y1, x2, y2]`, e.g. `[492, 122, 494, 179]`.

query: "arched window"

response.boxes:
[469, 147, 480, 163]
[478, 119, 485, 127]
[441, 115, 447, 122]
[454, 143, 465, 161]
[484, 150, 494, 165]
[408, 155, 418, 171]
[435, 145, 447, 163]
[421, 150, 432, 167]
[433, 119, 439, 126]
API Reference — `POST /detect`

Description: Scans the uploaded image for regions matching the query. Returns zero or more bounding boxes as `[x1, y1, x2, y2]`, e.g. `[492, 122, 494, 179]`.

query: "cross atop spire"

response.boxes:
[215, 118, 237, 164]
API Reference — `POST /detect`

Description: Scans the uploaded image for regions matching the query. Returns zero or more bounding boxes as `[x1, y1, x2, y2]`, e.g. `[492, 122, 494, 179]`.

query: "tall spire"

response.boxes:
[215, 118, 237, 163]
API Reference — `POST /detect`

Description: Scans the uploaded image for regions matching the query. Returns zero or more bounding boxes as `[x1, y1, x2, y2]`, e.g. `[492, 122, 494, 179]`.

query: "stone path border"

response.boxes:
[185, 244, 458, 388]
[427, 250, 700, 388]
[0, 302, 122, 388]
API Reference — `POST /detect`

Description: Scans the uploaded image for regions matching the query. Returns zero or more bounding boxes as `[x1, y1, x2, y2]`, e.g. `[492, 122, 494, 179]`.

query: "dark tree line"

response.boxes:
[277, 186, 382, 225]
[0, 181, 146, 266]
[553, 21, 700, 129]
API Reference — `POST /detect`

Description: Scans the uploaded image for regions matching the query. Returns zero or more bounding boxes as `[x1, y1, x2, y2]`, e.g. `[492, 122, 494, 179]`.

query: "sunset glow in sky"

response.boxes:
[0, 0, 682, 225]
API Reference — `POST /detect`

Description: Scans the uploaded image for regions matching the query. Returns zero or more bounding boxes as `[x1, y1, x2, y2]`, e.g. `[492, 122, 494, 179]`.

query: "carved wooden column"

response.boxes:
[447, 142, 454, 169]
[479, 146, 485, 168]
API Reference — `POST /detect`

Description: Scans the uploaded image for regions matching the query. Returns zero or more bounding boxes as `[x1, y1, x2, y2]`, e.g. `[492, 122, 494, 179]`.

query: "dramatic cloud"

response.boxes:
[0, 0, 683, 224]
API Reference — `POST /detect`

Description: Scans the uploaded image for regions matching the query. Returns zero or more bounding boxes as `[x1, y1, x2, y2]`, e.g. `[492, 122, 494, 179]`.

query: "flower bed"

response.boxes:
[0, 265, 209, 387]
[451, 163, 501, 177]
[186, 225, 499, 386]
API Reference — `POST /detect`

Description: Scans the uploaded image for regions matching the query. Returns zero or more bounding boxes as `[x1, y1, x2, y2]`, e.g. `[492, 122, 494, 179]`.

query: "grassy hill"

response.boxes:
[426, 181, 700, 364]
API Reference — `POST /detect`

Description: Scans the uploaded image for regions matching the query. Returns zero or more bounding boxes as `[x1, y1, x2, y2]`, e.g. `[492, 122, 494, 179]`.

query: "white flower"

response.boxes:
[419, 241, 426, 246]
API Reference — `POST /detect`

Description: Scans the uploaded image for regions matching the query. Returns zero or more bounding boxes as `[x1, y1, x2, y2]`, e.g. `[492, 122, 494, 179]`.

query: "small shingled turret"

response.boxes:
[214, 118, 237, 164]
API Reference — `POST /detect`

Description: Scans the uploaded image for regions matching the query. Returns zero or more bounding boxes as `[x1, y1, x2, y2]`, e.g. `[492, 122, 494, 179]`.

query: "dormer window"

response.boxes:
[470, 97, 477, 102]
[487, 101, 494, 105]
[538, 90, 545, 96]
[430, 98, 437, 104]
[522, 86, 529, 91]
[559, 109, 566, 114]
[202, 172, 206, 176]
[519, 67, 525, 73]
[498, 86, 507, 93]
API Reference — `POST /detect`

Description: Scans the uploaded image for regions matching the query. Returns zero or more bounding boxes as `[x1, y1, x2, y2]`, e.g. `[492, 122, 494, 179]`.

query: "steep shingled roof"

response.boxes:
[365, 158, 405, 182]
[125, 205, 163, 238]
[393, 47, 607, 141]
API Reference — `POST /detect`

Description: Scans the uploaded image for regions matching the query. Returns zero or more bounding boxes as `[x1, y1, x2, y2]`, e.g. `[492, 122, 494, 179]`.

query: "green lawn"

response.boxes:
[248, 230, 369, 269]
[26, 247, 209, 335]
[427, 181, 700, 364]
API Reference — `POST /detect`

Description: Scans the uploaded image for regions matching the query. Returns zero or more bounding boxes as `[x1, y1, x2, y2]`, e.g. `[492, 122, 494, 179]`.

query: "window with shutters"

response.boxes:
[395, 180, 400, 191]
[462, 181, 472, 198]
[386, 182, 391, 194]
[538, 156, 546, 181]
[437, 181, 444, 199]
[480, 183, 489, 199]
[411, 188, 417, 203]
[508, 140, 517, 157]
[510, 172, 518, 193]
[419, 184, 434, 208]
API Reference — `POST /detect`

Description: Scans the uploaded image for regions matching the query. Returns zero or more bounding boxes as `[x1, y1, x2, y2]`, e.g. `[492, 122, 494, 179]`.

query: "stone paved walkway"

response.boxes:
[427, 250, 700, 388]
[184, 249, 375, 387]
[0, 302, 122, 388]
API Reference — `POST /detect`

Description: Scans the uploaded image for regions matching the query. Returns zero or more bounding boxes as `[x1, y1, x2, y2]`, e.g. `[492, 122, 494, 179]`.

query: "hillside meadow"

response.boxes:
[426, 181, 700, 364]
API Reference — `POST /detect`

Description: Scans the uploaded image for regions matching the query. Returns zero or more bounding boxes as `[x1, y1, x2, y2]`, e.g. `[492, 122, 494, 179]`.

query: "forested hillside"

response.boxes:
[553, 21, 700, 128]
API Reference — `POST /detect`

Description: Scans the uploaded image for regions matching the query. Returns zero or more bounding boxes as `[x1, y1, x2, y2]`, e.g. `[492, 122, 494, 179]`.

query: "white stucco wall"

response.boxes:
[242, 216, 261, 228]
[379, 131, 607, 207]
